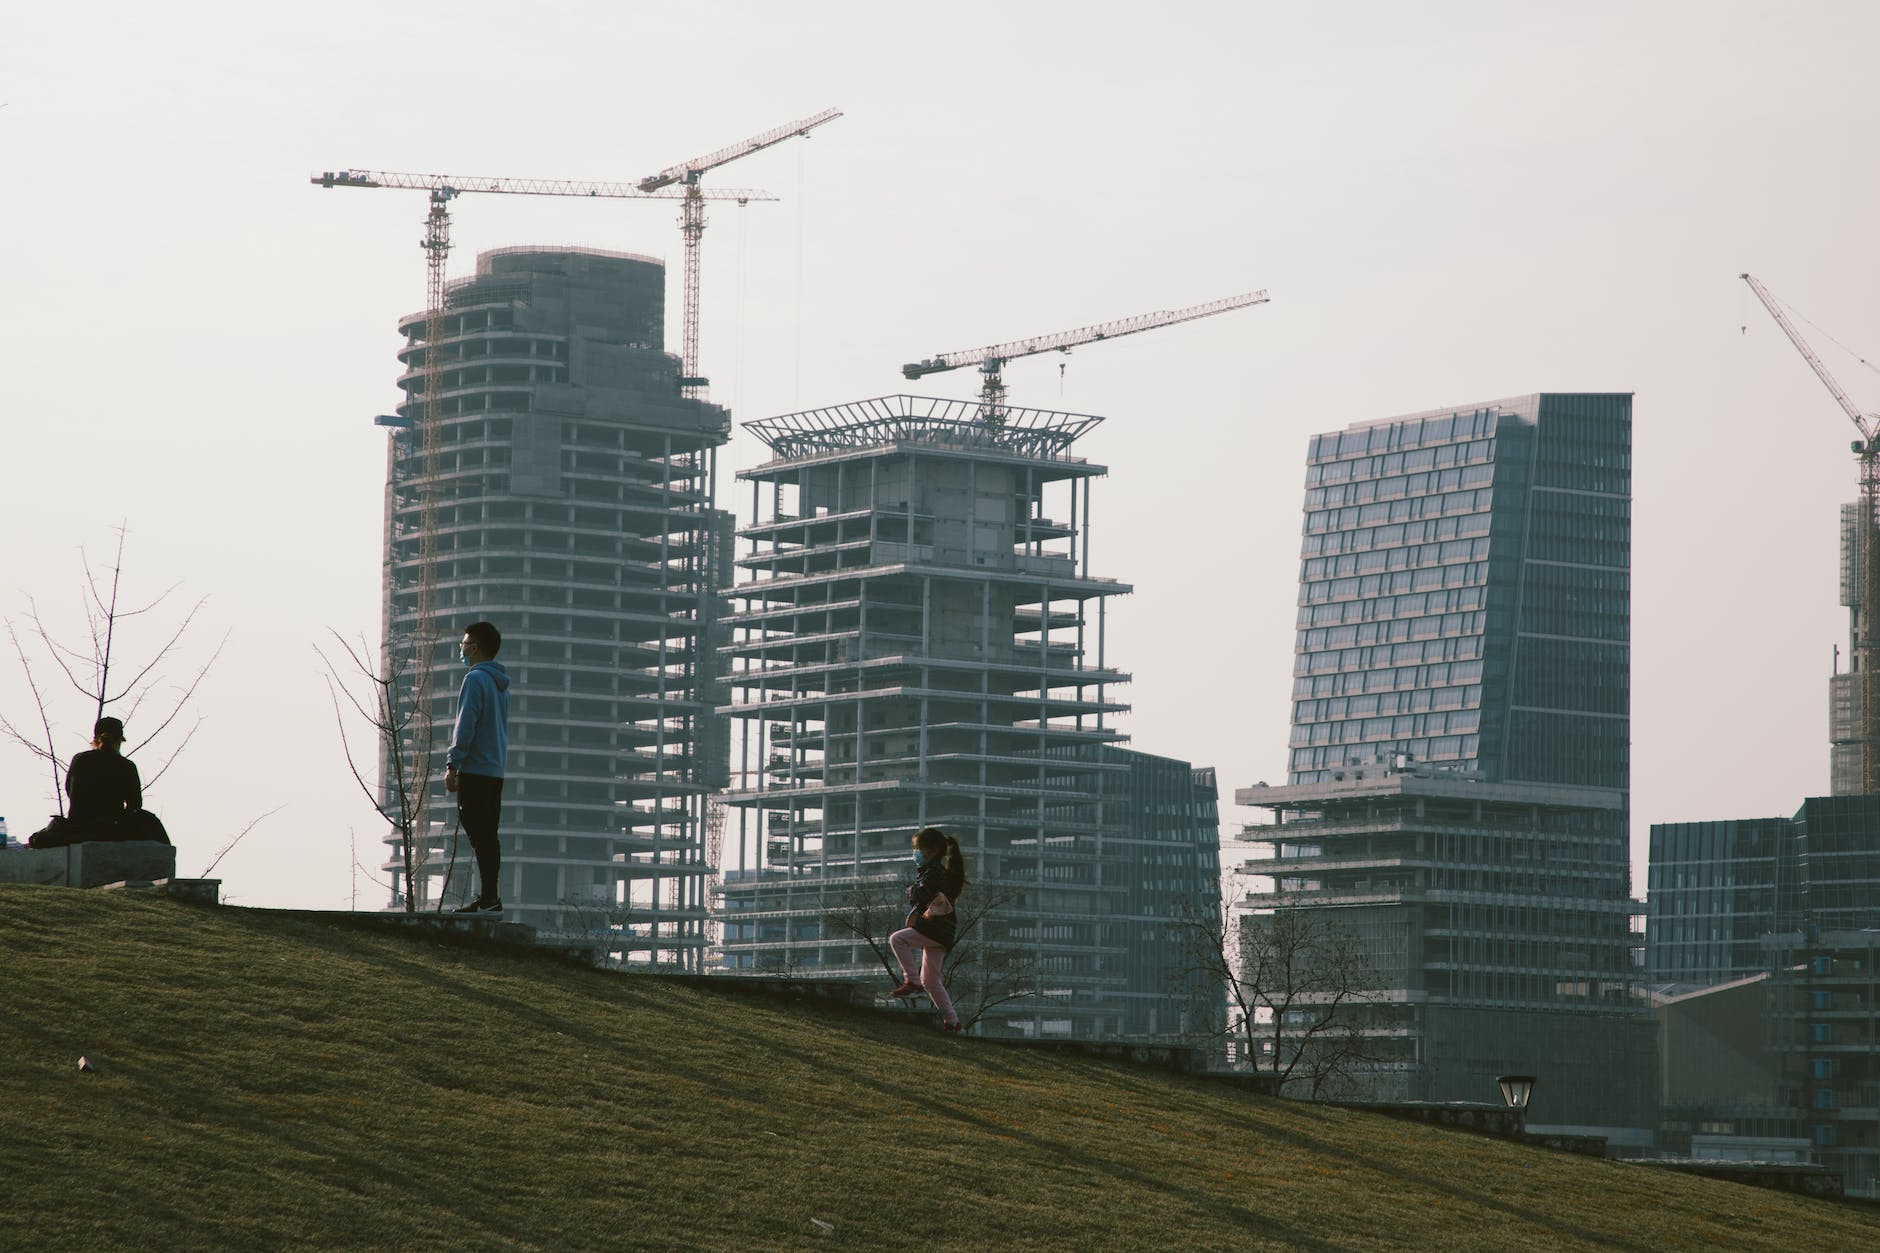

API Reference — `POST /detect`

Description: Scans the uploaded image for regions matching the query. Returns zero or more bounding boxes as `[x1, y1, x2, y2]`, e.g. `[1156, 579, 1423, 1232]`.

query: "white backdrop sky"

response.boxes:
[2, 1, 1876, 907]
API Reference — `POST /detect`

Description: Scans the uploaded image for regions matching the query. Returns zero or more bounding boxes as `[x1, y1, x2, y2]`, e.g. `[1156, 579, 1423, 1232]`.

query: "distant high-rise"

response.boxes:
[383, 247, 730, 964]
[1288, 394, 1629, 789]
[713, 396, 1223, 1040]
[1642, 792, 1880, 1192]
[1646, 817, 1798, 989]
[1240, 394, 1651, 1125]
[1831, 500, 1868, 795]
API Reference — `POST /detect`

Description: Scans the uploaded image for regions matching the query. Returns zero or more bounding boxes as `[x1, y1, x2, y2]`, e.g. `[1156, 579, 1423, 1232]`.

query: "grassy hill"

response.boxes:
[3, 887, 1875, 1252]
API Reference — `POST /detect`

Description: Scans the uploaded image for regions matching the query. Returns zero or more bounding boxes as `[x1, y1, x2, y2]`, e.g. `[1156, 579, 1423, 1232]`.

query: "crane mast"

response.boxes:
[1742, 272, 1880, 792]
[637, 107, 842, 400]
[407, 187, 454, 846]
[901, 289, 1270, 426]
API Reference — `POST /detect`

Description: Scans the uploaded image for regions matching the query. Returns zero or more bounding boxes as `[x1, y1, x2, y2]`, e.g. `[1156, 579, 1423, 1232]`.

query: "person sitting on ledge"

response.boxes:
[28, 716, 170, 848]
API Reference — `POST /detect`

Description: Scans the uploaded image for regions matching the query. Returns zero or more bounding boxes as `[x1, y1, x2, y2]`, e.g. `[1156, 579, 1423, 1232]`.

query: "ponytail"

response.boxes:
[944, 835, 967, 886]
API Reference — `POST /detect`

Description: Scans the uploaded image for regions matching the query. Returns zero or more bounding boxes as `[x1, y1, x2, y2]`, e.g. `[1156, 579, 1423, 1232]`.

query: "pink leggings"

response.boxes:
[889, 926, 958, 1024]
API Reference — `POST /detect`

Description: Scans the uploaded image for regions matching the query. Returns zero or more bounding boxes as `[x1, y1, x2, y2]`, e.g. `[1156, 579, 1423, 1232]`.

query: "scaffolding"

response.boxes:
[381, 248, 730, 966]
[714, 394, 1223, 1039]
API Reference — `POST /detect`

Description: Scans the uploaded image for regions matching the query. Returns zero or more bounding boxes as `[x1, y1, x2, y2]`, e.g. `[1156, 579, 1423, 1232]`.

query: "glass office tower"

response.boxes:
[1239, 394, 1651, 1127]
[1289, 393, 1629, 790]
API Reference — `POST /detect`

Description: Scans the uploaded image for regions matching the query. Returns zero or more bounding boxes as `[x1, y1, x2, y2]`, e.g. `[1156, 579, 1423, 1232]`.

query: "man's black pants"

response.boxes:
[456, 772, 504, 903]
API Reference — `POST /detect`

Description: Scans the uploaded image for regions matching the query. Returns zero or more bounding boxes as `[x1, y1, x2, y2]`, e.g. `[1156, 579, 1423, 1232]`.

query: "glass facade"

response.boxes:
[1647, 795, 1880, 988]
[1646, 818, 1798, 988]
[1796, 794, 1880, 933]
[1240, 393, 1651, 1124]
[1290, 393, 1631, 790]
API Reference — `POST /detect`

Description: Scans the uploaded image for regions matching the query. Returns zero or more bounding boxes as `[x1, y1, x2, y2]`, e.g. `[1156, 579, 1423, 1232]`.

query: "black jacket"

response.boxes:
[906, 858, 966, 950]
[66, 749, 142, 830]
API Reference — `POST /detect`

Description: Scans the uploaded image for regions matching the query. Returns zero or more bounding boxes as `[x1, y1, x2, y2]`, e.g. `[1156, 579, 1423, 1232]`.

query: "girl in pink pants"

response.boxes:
[889, 826, 966, 1032]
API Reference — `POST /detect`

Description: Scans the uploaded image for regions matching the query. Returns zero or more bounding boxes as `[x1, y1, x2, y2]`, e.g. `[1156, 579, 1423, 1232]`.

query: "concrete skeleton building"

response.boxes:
[382, 247, 731, 964]
[713, 395, 1223, 1040]
[1239, 393, 1652, 1126]
[1833, 500, 1872, 795]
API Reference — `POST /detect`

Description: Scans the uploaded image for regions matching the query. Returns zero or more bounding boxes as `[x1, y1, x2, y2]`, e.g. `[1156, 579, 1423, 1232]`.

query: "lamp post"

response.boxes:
[1497, 1074, 1537, 1130]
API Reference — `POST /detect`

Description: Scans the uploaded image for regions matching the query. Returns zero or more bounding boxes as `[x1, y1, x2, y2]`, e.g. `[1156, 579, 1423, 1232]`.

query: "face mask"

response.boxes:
[459, 649, 472, 666]
[913, 849, 928, 867]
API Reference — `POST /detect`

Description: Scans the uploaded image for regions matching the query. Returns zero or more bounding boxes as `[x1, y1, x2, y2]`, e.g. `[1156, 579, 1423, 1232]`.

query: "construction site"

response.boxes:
[713, 394, 1223, 1037]
[317, 111, 836, 964]
[313, 110, 1257, 1017]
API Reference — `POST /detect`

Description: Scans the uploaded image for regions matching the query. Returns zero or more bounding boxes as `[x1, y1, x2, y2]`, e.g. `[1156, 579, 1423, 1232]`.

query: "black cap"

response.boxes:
[93, 717, 125, 742]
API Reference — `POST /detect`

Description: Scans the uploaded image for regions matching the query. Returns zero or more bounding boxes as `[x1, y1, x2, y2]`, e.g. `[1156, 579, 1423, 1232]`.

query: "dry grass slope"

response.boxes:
[3, 885, 1876, 1251]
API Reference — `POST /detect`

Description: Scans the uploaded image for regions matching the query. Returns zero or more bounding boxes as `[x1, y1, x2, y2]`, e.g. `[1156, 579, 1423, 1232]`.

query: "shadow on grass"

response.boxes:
[1069, 1064, 1663, 1250]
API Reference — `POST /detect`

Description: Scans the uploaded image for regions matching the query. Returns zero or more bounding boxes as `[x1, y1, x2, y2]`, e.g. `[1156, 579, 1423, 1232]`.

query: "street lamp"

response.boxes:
[1497, 1074, 1537, 1115]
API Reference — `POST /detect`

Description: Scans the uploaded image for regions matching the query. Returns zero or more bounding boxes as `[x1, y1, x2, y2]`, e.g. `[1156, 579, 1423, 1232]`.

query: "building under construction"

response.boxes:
[712, 395, 1223, 1040]
[382, 246, 731, 964]
[1832, 500, 1871, 794]
[1740, 274, 1880, 797]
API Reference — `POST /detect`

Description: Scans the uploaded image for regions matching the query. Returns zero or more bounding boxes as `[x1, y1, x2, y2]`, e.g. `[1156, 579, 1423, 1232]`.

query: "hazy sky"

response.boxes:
[3, 1, 1877, 908]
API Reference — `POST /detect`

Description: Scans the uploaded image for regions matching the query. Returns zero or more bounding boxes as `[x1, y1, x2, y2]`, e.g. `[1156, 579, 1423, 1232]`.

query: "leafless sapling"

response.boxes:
[317, 630, 442, 913]
[1, 526, 226, 813]
[820, 872, 1041, 1027]
[819, 876, 915, 981]
[1178, 880, 1383, 1096]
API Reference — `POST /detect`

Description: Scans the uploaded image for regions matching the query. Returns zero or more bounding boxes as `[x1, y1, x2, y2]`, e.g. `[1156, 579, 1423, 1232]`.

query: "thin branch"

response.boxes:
[323, 672, 391, 814]
[138, 714, 203, 792]
[199, 804, 287, 878]
[125, 626, 228, 755]
[100, 596, 211, 707]
[318, 629, 429, 914]
[0, 618, 65, 812]
[25, 599, 95, 700]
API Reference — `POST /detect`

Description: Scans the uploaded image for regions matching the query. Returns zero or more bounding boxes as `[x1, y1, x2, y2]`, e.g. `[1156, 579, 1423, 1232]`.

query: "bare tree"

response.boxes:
[317, 630, 441, 914]
[820, 876, 1042, 1029]
[819, 877, 913, 981]
[1178, 888, 1383, 1097]
[1, 526, 225, 812]
[941, 884, 1044, 1029]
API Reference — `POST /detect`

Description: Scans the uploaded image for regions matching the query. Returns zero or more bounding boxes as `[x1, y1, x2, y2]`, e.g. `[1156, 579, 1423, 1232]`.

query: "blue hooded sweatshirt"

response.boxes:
[447, 660, 510, 778]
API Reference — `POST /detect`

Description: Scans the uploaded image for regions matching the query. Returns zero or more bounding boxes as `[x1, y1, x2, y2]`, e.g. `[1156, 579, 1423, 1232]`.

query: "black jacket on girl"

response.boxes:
[906, 858, 966, 950]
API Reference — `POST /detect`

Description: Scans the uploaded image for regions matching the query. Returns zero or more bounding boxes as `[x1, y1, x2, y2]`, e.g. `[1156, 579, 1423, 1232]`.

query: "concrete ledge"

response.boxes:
[153, 878, 221, 905]
[656, 972, 1282, 1093]
[989, 1038, 1281, 1091]
[98, 877, 222, 905]
[1333, 1100, 1608, 1156]
[0, 842, 176, 889]
[1638, 1159, 1843, 1199]
[241, 908, 542, 950]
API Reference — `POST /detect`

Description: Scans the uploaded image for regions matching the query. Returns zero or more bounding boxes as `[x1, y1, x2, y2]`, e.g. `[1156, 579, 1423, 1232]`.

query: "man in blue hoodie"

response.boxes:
[446, 620, 511, 914]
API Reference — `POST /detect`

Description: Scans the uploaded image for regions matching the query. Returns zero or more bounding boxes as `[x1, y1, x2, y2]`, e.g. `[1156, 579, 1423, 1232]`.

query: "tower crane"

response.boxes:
[901, 290, 1271, 425]
[314, 167, 776, 904]
[1742, 272, 1880, 791]
[637, 107, 842, 399]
